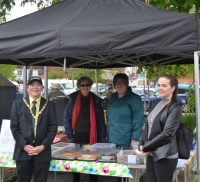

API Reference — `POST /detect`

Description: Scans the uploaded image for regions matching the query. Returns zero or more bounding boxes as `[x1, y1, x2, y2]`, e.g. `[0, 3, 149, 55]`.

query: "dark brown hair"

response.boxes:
[158, 75, 178, 103]
[113, 73, 129, 87]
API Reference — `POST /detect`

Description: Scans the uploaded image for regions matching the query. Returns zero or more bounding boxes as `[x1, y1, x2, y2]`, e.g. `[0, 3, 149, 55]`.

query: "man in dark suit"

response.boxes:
[10, 76, 58, 182]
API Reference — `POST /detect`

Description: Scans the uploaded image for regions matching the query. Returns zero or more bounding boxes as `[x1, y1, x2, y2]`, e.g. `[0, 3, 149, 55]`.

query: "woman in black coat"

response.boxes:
[63, 76, 106, 182]
[139, 75, 181, 182]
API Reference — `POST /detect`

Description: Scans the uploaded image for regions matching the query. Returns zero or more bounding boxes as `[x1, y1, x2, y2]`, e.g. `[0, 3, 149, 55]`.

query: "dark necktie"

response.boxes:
[31, 101, 37, 136]
[32, 101, 37, 116]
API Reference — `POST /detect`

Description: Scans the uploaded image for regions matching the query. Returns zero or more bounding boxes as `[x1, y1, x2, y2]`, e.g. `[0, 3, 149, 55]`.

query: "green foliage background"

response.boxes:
[187, 86, 196, 112]
[0, 64, 16, 79]
[137, 64, 194, 81]
[148, 0, 200, 15]
[1, 0, 200, 22]
[182, 113, 196, 131]
[48, 68, 105, 83]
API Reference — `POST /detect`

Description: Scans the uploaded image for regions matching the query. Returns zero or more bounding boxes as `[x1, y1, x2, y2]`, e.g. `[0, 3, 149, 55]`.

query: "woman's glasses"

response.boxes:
[115, 81, 125, 85]
[80, 84, 90, 87]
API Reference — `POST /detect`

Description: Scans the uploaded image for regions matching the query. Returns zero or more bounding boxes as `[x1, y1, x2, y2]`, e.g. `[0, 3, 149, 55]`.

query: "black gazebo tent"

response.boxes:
[0, 0, 199, 68]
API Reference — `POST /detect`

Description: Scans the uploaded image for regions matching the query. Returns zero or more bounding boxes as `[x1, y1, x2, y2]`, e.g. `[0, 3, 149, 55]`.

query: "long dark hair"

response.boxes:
[158, 75, 178, 103]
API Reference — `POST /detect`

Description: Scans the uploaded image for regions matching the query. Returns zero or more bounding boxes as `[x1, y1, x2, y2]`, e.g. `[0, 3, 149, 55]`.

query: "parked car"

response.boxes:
[177, 84, 191, 112]
[60, 82, 77, 95]
[91, 83, 106, 95]
[131, 87, 160, 112]
[47, 79, 77, 96]
[130, 83, 192, 113]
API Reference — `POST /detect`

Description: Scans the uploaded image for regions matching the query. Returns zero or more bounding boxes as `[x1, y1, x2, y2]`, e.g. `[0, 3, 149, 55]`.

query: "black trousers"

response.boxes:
[73, 173, 98, 182]
[146, 156, 178, 182]
[16, 160, 50, 182]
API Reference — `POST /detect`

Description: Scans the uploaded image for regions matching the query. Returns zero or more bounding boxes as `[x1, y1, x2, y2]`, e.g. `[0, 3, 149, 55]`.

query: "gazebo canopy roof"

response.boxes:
[0, 0, 199, 68]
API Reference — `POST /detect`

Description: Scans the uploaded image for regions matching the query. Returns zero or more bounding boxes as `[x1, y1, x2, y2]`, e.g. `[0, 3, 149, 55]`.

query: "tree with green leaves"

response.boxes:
[1, 0, 199, 22]
[137, 64, 194, 82]
[48, 68, 105, 83]
[1, 0, 60, 22]
[147, 0, 200, 15]
[0, 0, 15, 22]
[0, 64, 16, 79]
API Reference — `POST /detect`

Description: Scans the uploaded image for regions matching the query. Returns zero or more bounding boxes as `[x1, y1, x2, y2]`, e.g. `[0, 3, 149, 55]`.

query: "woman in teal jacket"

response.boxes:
[107, 73, 144, 148]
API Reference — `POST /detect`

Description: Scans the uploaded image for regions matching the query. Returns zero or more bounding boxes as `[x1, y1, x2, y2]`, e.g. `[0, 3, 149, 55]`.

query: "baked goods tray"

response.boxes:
[91, 143, 118, 155]
[51, 142, 77, 157]
[54, 151, 81, 160]
[98, 155, 117, 163]
[76, 152, 101, 161]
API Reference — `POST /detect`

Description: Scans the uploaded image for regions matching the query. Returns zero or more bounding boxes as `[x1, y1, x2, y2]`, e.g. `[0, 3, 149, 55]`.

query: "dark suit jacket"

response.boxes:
[140, 102, 181, 161]
[10, 97, 58, 161]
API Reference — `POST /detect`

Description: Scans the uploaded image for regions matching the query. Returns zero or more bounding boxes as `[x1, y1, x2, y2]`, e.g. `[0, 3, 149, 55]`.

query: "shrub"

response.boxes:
[187, 86, 195, 113]
[181, 113, 196, 131]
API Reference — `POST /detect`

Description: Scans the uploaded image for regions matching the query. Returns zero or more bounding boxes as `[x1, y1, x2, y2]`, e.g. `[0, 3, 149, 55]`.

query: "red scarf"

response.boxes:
[72, 93, 97, 144]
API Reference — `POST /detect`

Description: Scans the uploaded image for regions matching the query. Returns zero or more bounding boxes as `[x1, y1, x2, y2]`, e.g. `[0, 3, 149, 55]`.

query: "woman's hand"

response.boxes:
[138, 145, 149, 156]
[131, 140, 138, 147]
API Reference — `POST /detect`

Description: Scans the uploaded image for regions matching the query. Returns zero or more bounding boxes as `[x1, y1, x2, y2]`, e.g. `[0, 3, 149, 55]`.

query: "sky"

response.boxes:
[6, 1, 38, 21]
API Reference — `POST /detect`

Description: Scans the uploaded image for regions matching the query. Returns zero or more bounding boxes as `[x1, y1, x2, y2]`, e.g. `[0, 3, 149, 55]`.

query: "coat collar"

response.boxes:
[24, 96, 47, 109]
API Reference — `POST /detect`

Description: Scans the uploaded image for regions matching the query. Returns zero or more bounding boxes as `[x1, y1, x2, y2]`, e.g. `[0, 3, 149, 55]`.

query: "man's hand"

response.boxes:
[24, 145, 35, 153]
[33, 145, 45, 155]
[24, 145, 45, 156]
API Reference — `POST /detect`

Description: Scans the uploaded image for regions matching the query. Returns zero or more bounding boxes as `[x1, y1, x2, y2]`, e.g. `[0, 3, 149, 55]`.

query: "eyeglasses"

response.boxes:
[115, 81, 125, 85]
[80, 84, 90, 87]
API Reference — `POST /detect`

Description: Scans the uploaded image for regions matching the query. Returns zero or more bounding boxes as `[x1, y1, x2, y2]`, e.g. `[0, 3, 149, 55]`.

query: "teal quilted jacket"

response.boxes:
[107, 87, 144, 147]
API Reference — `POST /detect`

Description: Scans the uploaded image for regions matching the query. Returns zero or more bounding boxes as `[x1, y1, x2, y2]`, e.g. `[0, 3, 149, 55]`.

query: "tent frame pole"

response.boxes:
[64, 57, 66, 71]
[95, 69, 98, 94]
[23, 66, 27, 98]
[44, 66, 48, 99]
[194, 51, 200, 175]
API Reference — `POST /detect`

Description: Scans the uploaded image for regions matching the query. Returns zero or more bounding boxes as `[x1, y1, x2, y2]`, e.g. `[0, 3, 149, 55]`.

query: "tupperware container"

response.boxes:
[51, 142, 76, 157]
[91, 143, 117, 155]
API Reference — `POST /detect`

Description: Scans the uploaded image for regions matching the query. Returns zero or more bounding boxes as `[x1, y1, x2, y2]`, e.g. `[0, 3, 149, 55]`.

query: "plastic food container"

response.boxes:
[91, 143, 117, 155]
[51, 142, 76, 157]
[116, 150, 137, 164]
[54, 150, 81, 160]
[77, 151, 101, 161]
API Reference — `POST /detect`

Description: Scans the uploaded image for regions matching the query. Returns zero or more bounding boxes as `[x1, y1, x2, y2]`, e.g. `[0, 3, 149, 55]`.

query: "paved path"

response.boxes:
[47, 172, 120, 182]
[4, 168, 199, 182]
[4, 169, 120, 182]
